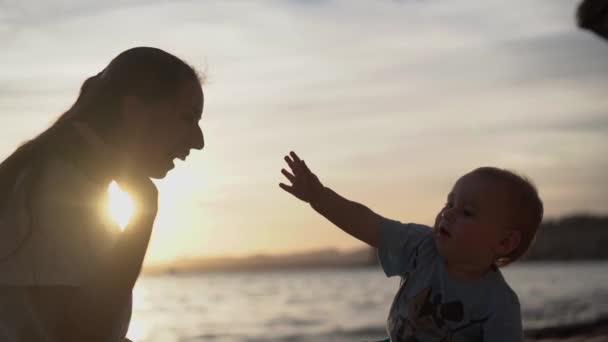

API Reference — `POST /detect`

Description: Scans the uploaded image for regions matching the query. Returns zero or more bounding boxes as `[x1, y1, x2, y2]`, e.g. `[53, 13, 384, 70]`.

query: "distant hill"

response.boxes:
[145, 214, 608, 274]
[145, 248, 377, 274]
[524, 214, 608, 261]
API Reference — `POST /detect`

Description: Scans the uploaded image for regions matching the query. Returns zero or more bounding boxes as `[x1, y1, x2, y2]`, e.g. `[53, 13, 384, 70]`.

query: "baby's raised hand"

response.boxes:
[279, 151, 324, 204]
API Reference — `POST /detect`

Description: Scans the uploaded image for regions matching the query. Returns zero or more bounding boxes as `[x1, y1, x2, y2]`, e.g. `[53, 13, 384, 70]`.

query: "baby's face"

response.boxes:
[434, 172, 514, 266]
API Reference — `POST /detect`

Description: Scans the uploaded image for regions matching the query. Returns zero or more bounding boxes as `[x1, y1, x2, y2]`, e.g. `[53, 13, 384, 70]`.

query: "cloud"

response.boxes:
[496, 31, 608, 85]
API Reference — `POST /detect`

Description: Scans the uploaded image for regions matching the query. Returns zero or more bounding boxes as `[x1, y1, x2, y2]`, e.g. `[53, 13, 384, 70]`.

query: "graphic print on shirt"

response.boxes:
[388, 285, 465, 342]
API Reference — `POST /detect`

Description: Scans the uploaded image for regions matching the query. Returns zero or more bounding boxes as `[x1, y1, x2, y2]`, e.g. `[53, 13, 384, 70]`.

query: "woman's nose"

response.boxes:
[190, 125, 204, 150]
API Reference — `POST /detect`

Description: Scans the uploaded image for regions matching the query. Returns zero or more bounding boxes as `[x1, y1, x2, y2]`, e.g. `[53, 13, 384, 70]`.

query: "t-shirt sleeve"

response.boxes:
[483, 289, 524, 342]
[377, 218, 434, 277]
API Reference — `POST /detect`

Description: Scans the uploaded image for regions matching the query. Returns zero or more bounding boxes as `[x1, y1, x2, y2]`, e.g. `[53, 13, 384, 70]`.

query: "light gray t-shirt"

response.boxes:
[0, 158, 132, 341]
[378, 218, 523, 342]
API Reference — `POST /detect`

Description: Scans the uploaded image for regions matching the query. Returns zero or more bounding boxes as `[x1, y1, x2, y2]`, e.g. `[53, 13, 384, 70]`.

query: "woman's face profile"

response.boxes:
[125, 78, 205, 178]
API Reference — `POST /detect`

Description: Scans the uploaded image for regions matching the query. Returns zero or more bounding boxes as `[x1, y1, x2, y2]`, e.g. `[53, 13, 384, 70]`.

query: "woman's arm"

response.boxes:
[48, 177, 158, 342]
[57, 216, 154, 341]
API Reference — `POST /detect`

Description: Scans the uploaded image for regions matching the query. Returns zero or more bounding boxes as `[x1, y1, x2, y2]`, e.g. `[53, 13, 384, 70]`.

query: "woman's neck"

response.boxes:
[70, 122, 127, 185]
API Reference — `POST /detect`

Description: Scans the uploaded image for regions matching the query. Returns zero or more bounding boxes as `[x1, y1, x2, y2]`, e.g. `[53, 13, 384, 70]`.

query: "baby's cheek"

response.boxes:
[458, 224, 483, 242]
[470, 227, 495, 247]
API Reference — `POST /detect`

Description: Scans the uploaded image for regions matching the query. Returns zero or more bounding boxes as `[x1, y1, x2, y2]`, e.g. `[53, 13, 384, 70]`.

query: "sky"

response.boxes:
[1, 0, 607, 265]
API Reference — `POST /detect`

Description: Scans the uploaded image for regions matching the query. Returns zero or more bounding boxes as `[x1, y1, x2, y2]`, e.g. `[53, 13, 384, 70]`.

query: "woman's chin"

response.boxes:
[147, 159, 174, 179]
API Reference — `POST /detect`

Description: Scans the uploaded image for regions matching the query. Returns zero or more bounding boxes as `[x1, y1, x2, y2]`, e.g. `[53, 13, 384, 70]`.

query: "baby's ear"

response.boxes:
[497, 230, 521, 257]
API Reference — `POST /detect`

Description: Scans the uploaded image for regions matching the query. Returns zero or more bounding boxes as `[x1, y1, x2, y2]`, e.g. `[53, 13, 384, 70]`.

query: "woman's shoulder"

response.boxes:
[0, 156, 115, 285]
[26, 156, 104, 203]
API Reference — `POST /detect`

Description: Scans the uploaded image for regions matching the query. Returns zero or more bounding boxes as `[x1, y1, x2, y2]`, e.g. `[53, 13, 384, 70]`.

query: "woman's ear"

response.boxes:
[120, 95, 148, 125]
[497, 230, 522, 257]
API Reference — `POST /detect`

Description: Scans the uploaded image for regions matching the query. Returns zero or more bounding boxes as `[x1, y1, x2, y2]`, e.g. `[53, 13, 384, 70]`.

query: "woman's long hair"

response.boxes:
[0, 47, 199, 259]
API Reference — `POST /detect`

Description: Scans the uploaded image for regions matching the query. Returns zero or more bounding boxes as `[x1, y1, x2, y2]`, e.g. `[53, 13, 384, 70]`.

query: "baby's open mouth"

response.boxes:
[438, 227, 451, 237]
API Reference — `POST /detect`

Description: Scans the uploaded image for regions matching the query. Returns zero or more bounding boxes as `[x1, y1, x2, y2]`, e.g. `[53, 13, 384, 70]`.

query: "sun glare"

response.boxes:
[108, 181, 135, 230]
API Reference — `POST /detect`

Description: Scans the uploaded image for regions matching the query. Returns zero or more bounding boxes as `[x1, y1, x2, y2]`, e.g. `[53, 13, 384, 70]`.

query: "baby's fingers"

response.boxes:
[290, 151, 302, 164]
[281, 168, 296, 184]
[284, 154, 299, 174]
[279, 183, 295, 195]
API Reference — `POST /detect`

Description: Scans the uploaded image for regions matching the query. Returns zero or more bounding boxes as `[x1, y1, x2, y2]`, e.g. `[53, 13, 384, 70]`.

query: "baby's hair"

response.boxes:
[471, 167, 544, 267]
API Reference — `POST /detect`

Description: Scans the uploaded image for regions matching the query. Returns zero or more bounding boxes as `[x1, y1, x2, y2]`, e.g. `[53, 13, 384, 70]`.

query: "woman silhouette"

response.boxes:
[0, 47, 204, 341]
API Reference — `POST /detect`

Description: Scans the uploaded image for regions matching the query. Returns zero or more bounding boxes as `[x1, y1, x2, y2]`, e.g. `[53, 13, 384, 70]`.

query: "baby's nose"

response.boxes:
[441, 208, 455, 221]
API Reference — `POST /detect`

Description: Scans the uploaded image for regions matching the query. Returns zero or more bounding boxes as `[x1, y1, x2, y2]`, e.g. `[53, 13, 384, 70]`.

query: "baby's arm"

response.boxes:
[280, 151, 383, 248]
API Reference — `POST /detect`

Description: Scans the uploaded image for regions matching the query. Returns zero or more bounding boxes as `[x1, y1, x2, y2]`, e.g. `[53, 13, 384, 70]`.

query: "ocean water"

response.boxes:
[127, 261, 608, 342]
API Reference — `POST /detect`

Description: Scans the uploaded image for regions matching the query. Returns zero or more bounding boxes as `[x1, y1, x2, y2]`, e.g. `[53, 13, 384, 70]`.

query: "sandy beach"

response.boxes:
[526, 316, 608, 342]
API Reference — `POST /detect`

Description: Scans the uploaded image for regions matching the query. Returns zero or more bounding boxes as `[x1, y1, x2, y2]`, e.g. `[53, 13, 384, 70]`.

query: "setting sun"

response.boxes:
[108, 181, 135, 230]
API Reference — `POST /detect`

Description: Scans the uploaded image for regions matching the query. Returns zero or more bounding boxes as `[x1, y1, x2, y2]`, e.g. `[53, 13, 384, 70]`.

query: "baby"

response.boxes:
[280, 151, 543, 341]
